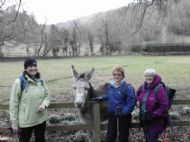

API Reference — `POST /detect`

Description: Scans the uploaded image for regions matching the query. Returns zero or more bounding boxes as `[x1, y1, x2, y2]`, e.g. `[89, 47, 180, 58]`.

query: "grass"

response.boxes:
[0, 55, 190, 102]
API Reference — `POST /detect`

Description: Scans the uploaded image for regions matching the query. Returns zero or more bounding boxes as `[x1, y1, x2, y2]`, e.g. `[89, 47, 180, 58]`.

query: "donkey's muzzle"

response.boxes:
[76, 102, 83, 108]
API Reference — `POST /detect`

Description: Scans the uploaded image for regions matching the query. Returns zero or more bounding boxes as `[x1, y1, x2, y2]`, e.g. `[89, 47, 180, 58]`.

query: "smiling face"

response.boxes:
[25, 65, 38, 76]
[112, 71, 124, 84]
[144, 68, 156, 84]
[144, 74, 155, 84]
[112, 65, 125, 85]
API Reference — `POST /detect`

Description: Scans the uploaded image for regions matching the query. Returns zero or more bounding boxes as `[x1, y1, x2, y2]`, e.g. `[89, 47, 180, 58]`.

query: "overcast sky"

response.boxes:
[22, 0, 134, 24]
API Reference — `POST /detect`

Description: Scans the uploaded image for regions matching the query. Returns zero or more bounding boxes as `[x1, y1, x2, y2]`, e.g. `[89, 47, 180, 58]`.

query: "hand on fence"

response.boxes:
[90, 97, 103, 102]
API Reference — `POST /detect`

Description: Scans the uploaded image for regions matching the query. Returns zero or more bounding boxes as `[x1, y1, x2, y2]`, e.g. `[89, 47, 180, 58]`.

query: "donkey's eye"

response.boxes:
[84, 87, 88, 90]
[72, 86, 76, 90]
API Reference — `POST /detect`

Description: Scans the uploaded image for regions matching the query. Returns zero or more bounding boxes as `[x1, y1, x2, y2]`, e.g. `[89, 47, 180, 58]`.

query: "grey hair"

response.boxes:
[144, 68, 156, 76]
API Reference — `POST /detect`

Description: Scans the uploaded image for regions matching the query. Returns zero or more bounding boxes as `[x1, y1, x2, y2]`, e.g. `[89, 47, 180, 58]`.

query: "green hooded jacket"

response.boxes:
[9, 75, 51, 128]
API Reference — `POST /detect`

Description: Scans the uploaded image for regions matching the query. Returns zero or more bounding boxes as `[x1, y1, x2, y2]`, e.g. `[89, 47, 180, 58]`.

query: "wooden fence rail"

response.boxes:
[1, 100, 190, 142]
[1, 100, 190, 110]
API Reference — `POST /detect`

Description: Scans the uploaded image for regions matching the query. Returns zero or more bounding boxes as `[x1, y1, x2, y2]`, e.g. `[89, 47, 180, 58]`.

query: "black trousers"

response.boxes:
[106, 113, 131, 142]
[19, 121, 46, 142]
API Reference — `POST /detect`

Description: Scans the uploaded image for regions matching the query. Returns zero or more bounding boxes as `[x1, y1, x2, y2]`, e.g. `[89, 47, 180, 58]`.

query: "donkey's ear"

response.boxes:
[71, 65, 78, 81]
[84, 67, 95, 81]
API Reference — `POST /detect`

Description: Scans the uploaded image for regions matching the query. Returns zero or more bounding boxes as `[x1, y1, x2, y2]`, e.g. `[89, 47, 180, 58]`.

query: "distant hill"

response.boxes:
[56, 0, 190, 52]
[2, 0, 190, 57]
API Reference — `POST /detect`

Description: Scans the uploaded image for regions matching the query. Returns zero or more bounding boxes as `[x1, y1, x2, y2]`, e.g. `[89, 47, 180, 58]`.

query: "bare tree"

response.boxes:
[97, 17, 122, 55]
[87, 31, 94, 55]
[72, 20, 85, 56]
[96, 18, 111, 55]
[70, 27, 78, 56]
[129, 0, 181, 35]
[48, 24, 62, 57]
[15, 11, 40, 55]
[42, 33, 51, 57]
[60, 28, 70, 56]
[0, 0, 22, 59]
[36, 23, 46, 56]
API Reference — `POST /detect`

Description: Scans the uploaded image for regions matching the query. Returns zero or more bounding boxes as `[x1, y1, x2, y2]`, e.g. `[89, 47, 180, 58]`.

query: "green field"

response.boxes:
[1, 55, 190, 103]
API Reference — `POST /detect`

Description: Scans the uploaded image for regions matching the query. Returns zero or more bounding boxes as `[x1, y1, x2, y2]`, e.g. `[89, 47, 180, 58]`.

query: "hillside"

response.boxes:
[56, 0, 190, 53]
[1, 0, 190, 57]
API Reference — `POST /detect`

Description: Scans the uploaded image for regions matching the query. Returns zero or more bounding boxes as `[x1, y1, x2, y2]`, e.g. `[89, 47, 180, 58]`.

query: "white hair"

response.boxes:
[144, 68, 156, 76]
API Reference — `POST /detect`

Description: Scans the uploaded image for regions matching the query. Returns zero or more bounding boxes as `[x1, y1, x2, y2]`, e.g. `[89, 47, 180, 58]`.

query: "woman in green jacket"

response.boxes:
[9, 58, 51, 142]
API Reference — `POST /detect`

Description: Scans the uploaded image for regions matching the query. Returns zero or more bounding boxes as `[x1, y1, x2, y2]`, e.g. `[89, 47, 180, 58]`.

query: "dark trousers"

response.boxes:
[106, 113, 131, 142]
[144, 128, 159, 142]
[19, 121, 46, 142]
[145, 137, 158, 142]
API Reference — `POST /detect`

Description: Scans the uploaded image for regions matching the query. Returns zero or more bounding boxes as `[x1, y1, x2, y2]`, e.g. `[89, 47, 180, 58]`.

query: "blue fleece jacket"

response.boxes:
[100, 80, 136, 115]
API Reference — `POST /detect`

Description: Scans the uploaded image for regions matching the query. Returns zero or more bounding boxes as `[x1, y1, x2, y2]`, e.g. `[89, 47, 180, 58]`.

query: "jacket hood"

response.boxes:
[144, 74, 162, 89]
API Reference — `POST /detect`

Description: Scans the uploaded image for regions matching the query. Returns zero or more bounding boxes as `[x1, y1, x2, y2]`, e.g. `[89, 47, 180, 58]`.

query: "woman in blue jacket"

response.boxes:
[98, 65, 136, 142]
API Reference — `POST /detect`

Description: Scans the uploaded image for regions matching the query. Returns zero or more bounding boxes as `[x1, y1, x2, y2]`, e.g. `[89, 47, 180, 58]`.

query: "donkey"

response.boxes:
[71, 65, 108, 141]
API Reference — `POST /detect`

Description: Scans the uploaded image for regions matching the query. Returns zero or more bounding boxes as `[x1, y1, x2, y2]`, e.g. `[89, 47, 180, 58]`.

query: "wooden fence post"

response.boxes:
[92, 103, 101, 142]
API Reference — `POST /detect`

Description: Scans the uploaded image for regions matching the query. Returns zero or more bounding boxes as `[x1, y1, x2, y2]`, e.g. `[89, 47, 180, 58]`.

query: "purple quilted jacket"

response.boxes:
[137, 75, 169, 137]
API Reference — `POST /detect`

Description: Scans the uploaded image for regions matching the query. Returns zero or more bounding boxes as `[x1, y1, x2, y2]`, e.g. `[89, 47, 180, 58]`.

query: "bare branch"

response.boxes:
[72, 20, 82, 38]
[0, 0, 6, 9]
[126, 0, 155, 37]
[0, 0, 22, 35]
[37, 22, 46, 56]
[115, 6, 130, 31]
[136, 1, 155, 32]
[13, 0, 22, 22]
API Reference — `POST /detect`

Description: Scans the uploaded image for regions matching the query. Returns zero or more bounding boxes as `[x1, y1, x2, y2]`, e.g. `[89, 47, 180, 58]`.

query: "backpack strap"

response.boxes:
[18, 75, 28, 93]
[153, 83, 163, 100]
[140, 90, 149, 118]
[123, 83, 135, 101]
[123, 83, 129, 101]
[137, 84, 145, 97]
[126, 84, 135, 94]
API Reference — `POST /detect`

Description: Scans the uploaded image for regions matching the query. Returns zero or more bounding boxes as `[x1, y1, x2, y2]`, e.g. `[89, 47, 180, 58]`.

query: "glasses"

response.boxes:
[145, 75, 154, 78]
[113, 73, 122, 76]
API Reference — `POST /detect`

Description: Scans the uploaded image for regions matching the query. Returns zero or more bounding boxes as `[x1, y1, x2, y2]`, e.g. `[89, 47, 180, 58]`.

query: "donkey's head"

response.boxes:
[71, 65, 95, 108]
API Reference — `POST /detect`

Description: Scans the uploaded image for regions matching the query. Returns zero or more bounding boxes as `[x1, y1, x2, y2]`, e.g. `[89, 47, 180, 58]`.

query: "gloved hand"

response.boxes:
[115, 106, 123, 116]
[145, 112, 153, 122]
[90, 96, 103, 102]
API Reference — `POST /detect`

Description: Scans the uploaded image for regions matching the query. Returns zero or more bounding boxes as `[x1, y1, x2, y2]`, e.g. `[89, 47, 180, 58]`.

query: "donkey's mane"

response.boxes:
[88, 83, 95, 100]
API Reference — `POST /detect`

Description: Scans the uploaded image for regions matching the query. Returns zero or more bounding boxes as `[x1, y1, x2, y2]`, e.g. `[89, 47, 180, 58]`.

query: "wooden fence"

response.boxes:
[1, 100, 190, 142]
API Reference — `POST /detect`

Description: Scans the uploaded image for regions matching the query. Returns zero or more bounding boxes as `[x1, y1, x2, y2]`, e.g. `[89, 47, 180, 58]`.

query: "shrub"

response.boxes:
[169, 111, 180, 120]
[48, 114, 62, 124]
[181, 106, 190, 115]
[61, 113, 76, 121]
[68, 131, 89, 142]
[132, 109, 139, 120]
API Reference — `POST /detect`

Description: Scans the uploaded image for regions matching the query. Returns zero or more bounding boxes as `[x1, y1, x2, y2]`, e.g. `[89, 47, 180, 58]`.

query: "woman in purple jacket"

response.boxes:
[137, 68, 168, 142]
